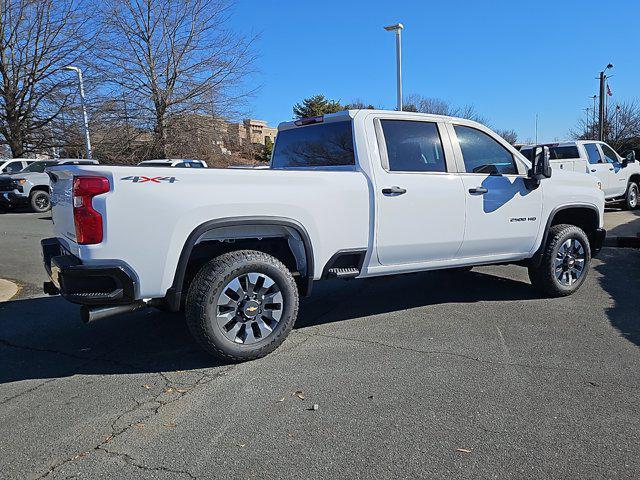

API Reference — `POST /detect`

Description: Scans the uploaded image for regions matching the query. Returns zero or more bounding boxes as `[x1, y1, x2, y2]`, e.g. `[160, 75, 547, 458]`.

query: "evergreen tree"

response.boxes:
[293, 95, 343, 118]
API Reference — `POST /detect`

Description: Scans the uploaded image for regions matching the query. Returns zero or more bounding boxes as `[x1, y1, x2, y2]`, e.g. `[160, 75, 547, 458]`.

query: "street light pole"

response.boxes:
[384, 23, 404, 111]
[63, 66, 92, 159]
[598, 63, 613, 142]
[591, 95, 597, 139]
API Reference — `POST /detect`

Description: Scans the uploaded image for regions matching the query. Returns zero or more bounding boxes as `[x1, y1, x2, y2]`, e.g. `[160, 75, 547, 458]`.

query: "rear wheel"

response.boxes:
[623, 182, 638, 210]
[30, 190, 50, 213]
[185, 250, 299, 362]
[528, 224, 591, 297]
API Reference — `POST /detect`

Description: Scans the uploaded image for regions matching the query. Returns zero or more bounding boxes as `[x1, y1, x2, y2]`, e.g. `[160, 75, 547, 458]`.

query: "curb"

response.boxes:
[604, 236, 640, 249]
[0, 279, 19, 302]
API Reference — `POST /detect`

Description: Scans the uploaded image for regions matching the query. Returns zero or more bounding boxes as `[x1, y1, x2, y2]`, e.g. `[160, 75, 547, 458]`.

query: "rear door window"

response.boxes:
[271, 121, 354, 169]
[380, 120, 446, 172]
[584, 143, 602, 164]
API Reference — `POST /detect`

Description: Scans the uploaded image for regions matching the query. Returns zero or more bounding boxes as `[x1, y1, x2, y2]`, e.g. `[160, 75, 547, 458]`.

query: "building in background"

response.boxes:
[227, 119, 277, 148]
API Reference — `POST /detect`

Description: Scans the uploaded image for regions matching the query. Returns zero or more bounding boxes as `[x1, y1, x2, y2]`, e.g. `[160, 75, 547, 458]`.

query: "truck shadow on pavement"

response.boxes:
[3, 253, 637, 383]
[594, 248, 640, 348]
[0, 269, 542, 385]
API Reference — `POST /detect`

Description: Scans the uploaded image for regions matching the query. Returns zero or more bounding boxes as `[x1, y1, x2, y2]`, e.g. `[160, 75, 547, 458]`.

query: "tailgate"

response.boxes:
[49, 169, 78, 243]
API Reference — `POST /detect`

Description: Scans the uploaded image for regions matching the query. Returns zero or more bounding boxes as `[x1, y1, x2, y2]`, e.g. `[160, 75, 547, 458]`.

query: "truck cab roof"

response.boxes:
[277, 109, 487, 132]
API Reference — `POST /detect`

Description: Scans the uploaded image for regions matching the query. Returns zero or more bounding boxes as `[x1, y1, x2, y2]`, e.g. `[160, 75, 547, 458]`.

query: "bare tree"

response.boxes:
[0, 0, 95, 158]
[403, 94, 487, 124]
[495, 129, 518, 145]
[572, 100, 640, 151]
[100, 0, 255, 159]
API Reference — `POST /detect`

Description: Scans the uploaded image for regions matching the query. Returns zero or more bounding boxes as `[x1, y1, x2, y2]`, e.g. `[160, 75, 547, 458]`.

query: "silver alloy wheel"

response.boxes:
[35, 193, 49, 210]
[554, 238, 586, 286]
[629, 184, 638, 208]
[215, 272, 283, 344]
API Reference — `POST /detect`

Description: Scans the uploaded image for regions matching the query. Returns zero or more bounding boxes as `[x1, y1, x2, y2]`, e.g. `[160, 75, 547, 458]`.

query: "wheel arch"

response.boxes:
[30, 185, 50, 194]
[165, 216, 315, 311]
[628, 173, 640, 186]
[531, 204, 601, 266]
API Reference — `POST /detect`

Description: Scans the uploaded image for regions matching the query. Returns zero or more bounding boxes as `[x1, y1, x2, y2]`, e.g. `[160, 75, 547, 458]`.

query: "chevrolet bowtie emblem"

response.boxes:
[246, 306, 258, 312]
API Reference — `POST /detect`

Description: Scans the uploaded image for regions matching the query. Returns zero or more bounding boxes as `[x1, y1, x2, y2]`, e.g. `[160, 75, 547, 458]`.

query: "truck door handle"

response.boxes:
[382, 186, 407, 195]
[590, 169, 597, 172]
[609, 167, 614, 171]
[468, 187, 488, 194]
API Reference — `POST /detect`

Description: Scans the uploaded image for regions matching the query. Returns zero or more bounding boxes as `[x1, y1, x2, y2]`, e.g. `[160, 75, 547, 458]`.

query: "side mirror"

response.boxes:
[625, 150, 636, 164]
[526, 146, 551, 189]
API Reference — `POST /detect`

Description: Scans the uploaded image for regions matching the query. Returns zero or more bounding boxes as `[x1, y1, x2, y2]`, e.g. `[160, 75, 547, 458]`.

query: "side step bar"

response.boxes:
[326, 267, 360, 279]
[80, 302, 148, 323]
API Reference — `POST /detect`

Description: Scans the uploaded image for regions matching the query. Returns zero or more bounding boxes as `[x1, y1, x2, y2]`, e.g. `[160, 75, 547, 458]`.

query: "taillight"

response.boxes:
[73, 176, 110, 245]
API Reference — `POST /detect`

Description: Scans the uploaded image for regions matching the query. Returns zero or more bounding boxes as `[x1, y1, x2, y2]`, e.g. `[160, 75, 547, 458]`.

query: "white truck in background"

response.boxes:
[521, 141, 639, 209]
[42, 110, 605, 361]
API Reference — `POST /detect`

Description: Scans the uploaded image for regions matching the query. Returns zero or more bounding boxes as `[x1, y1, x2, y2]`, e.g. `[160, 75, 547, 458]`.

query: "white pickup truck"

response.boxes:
[521, 141, 640, 209]
[42, 110, 606, 361]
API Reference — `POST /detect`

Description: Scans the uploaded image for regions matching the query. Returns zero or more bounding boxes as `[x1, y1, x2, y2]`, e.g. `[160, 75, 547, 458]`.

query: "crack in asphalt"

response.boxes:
[98, 447, 198, 479]
[314, 332, 587, 373]
[33, 366, 235, 479]
[0, 337, 143, 407]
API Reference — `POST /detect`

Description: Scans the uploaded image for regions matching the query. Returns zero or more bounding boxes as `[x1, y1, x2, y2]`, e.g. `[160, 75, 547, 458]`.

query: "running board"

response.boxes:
[326, 267, 360, 278]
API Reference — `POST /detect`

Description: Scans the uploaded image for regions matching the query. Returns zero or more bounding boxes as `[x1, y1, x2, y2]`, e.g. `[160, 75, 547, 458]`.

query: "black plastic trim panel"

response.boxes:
[41, 238, 136, 305]
[165, 217, 315, 312]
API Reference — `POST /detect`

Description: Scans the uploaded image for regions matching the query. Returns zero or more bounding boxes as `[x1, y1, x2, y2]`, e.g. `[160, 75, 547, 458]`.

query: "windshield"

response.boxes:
[19, 161, 57, 173]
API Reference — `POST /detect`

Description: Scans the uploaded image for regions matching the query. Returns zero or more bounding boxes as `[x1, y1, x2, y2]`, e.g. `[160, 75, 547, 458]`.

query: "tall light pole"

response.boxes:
[384, 23, 404, 111]
[591, 95, 597, 139]
[584, 107, 590, 135]
[598, 63, 613, 142]
[63, 66, 92, 159]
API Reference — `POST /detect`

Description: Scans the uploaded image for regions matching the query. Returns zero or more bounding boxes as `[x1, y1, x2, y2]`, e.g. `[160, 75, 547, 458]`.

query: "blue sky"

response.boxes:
[229, 0, 639, 143]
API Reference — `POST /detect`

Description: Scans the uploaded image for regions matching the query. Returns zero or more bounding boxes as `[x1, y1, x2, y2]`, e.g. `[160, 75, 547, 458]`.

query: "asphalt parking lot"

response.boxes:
[0, 212, 639, 479]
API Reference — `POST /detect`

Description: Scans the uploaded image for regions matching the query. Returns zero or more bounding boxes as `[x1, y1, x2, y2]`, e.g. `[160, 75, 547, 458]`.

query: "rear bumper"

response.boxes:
[590, 228, 606, 256]
[41, 238, 137, 305]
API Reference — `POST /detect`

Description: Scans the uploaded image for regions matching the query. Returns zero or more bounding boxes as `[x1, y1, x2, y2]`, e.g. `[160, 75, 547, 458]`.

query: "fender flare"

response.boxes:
[164, 216, 315, 311]
[531, 204, 601, 266]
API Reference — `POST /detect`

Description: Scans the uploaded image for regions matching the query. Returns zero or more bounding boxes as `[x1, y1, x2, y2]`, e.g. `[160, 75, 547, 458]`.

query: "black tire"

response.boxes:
[528, 224, 591, 297]
[623, 182, 638, 210]
[30, 190, 51, 213]
[185, 250, 299, 362]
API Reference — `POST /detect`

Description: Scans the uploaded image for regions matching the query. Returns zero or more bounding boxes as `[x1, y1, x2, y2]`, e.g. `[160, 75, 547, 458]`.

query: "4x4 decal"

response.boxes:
[121, 176, 177, 184]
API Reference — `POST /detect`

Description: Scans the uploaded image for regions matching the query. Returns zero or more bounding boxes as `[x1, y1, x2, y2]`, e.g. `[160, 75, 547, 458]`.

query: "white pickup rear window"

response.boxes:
[271, 121, 355, 169]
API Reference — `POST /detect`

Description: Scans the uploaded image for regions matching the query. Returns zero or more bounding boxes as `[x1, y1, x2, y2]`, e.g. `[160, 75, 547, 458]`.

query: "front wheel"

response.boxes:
[185, 250, 299, 362]
[623, 182, 638, 210]
[30, 190, 51, 213]
[528, 224, 591, 297]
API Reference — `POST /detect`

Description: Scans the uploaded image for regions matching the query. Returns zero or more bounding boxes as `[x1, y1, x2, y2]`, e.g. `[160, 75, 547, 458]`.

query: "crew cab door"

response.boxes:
[373, 118, 465, 265]
[583, 142, 616, 197]
[599, 143, 628, 197]
[448, 124, 542, 258]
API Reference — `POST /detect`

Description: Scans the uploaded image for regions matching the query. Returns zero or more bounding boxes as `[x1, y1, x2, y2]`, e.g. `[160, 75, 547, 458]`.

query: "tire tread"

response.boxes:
[528, 224, 591, 297]
[185, 250, 299, 362]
